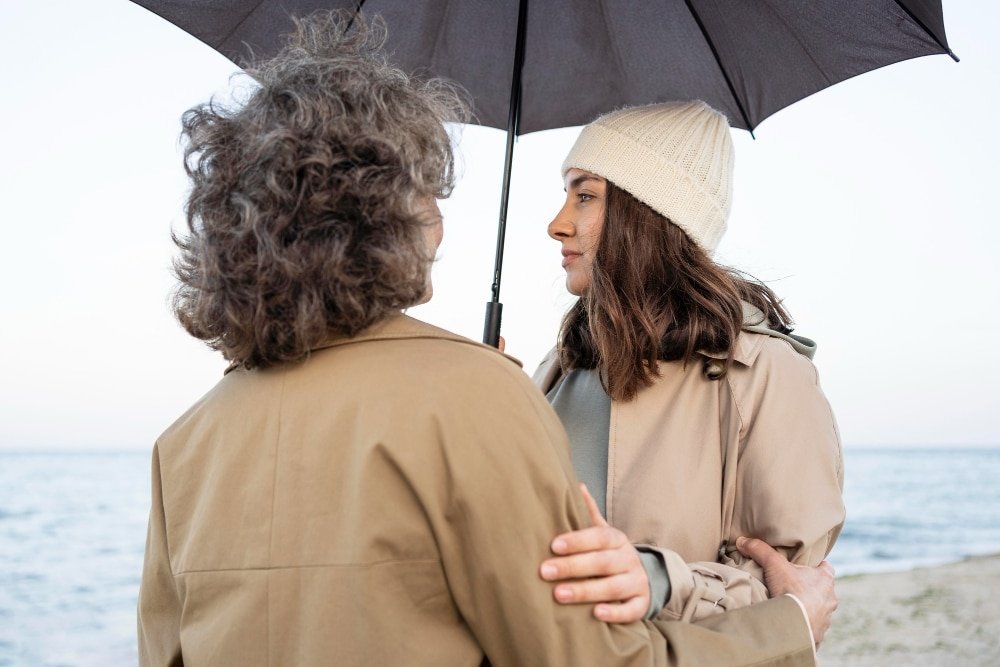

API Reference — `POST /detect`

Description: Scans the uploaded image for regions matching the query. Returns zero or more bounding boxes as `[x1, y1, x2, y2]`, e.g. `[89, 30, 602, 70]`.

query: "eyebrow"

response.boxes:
[565, 174, 604, 192]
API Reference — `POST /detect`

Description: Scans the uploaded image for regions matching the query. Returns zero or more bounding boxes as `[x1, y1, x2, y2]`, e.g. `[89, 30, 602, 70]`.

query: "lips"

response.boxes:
[561, 249, 581, 268]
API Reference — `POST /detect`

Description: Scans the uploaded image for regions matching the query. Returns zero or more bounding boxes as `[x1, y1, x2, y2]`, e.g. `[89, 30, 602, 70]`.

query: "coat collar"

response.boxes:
[316, 312, 518, 362]
[697, 332, 767, 367]
[226, 313, 521, 375]
[699, 302, 817, 364]
[537, 303, 816, 390]
[697, 302, 770, 366]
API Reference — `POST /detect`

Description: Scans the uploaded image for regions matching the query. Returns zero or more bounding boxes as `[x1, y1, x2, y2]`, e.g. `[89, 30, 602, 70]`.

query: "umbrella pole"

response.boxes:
[483, 0, 528, 347]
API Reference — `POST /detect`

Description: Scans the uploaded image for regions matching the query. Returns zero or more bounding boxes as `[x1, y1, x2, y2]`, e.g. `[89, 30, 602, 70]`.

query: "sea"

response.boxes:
[2, 446, 999, 666]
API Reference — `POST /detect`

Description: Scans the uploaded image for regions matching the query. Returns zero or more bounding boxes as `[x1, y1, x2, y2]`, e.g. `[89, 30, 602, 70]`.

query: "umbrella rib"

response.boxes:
[681, 0, 754, 134]
[890, 0, 960, 62]
[758, 3, 833, 87]
[218, 0, 269, 52]
[345, 0, 369, 33]
[426, 0, 455, 82]
[597, 0, 627, 104]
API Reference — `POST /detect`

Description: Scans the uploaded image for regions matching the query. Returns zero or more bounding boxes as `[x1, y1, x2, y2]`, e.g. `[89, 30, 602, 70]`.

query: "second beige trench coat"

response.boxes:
[534, 326, 846, 622]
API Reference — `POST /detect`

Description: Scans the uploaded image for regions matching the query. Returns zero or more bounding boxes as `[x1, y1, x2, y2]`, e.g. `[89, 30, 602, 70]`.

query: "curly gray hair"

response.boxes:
[171, 10, 469, 368]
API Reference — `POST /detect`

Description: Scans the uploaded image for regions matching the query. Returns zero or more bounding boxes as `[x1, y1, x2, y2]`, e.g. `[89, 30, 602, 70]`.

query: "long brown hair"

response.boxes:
[559, 182, 792, 401]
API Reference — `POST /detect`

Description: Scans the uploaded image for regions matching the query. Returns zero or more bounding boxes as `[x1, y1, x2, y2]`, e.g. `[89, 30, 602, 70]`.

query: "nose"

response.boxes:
[547, 203, 575, 241]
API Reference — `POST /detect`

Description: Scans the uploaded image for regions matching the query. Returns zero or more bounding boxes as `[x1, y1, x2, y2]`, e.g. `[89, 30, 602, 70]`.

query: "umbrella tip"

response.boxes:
[948, 49, 960, 63]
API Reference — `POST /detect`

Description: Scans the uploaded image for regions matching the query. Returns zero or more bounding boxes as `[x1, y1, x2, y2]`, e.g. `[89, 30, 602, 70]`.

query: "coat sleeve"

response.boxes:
[720, 338, 846, 581]
[423, 355, 817, 667]
[644, 547, 771, 622]
[137, 444, 184, 667]
[645, 339, 844, 623]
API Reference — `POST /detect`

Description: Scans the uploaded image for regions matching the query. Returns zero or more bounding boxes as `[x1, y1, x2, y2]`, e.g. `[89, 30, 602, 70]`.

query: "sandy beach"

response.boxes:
[819, 554, 1000, 665]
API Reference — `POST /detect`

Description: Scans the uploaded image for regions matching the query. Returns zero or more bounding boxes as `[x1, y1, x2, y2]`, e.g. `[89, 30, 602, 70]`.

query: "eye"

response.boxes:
[577, 193, 594, 203]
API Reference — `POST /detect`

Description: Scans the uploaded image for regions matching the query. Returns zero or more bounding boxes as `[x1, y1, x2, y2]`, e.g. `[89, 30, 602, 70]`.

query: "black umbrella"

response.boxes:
[130, 0, 957, 346]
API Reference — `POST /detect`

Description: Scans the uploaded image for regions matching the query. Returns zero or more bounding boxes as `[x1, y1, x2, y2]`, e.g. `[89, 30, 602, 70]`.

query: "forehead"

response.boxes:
[563, 168, 606, 190]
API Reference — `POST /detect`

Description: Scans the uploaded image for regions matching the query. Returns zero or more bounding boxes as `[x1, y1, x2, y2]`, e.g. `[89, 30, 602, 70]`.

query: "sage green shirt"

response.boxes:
[547, 367, 670, 619]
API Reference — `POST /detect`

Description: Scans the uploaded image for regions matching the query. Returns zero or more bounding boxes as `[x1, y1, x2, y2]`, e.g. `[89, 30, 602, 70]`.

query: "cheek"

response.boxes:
[583, 212, 604, 247]
[425, 222, 443, 253]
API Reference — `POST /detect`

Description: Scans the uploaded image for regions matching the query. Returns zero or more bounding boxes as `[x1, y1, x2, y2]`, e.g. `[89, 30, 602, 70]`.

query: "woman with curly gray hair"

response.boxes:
[171, 13, 464, 368]
[138, 12, 832, 667]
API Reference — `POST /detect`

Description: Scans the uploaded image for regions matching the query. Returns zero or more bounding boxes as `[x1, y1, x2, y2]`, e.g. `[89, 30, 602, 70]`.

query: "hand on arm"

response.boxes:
[539, 484, 651, 623]
[737, 536, 837, 647]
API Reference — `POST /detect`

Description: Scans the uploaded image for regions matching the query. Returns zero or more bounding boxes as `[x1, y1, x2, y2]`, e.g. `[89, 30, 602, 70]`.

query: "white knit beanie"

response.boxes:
[562, 101, 734, 254]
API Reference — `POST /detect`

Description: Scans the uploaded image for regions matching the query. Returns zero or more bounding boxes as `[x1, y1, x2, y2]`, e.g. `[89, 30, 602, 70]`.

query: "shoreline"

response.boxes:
[835, 549, 1000, 579]
[820, 552, 1000, 665]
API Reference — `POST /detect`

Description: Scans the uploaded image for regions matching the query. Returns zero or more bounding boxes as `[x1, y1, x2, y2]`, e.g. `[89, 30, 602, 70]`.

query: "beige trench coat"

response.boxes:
[138, 315, 816, 666]
[533, 329, 845, 622]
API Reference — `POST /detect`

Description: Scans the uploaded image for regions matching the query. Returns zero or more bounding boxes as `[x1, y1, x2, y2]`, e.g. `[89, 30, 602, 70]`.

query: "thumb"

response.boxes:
[736, 536, 786, 570]
[498, 336, 506, 353]
[579, 483, 608, 527]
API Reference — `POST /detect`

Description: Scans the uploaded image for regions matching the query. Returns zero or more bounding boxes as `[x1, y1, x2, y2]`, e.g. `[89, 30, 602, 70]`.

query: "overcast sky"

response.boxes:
[1, 1, 997, 450]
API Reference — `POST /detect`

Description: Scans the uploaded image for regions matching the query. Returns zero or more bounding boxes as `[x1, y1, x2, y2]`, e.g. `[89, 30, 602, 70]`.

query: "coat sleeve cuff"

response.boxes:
[784, 593, 818, 661]
[648, 547, 769, 622]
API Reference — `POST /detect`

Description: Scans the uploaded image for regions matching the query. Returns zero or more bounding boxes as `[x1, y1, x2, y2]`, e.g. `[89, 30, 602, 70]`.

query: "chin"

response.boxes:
[566, 278, 586, 297]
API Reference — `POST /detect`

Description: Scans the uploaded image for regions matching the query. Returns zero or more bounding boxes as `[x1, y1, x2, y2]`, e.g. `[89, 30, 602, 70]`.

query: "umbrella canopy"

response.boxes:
[131, 0, 956, 343]
[130, 1, 955, 133]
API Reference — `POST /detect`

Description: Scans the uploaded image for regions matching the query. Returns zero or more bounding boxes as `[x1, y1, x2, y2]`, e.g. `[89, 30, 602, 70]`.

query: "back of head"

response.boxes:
[172, 11, 468, 369]
[562, 100, 734, 254]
